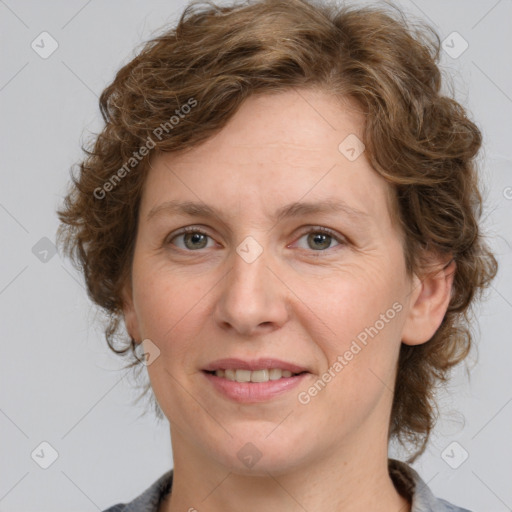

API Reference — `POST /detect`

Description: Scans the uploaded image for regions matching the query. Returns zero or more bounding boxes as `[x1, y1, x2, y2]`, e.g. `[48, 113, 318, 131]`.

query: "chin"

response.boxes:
[225, 452, 307, 477]
[211, 430, 310, 476]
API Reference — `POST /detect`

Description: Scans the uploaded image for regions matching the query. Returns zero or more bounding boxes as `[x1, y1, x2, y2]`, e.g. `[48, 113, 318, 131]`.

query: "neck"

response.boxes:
[160, 428, 411, 512]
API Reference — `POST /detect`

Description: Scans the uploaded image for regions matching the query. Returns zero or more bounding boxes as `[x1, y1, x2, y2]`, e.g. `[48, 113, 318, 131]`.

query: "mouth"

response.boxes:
[204, 368, 308, 382]
[201, 358, 311, 402]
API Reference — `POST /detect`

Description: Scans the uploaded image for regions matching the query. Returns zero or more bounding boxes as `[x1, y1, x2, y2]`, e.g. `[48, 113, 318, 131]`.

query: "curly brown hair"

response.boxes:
[57, 0, 498, 462]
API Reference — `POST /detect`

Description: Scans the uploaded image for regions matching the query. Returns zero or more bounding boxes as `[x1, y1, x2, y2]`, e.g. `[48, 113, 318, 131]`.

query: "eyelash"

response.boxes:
[166, 226, 347, 255]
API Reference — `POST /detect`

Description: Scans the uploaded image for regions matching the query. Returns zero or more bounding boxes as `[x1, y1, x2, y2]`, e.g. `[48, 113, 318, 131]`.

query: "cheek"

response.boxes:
[295, 269, 404, 433]
[295, 260, 406, 414]
[132, 263, 209, 357]
[133, 267, 213, 419]
[299, 259, 403, 349]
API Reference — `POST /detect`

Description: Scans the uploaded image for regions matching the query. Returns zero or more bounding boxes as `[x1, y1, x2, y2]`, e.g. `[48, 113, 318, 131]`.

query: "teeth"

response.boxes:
[250, 369, 269, 382]
[269, 368, 282, 380]
[213, 368, 299, 382]
[236, 369, 251, 382]
[225, 369, 236, 381]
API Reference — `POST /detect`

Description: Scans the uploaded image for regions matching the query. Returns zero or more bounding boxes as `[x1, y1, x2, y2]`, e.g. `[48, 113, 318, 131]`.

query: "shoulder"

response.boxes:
[102, 469, 173, 512]
[389, 459, 473, 512]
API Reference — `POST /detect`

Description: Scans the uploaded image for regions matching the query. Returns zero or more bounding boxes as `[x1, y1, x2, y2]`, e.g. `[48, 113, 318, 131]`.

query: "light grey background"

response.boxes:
[1, 0, 511, 510]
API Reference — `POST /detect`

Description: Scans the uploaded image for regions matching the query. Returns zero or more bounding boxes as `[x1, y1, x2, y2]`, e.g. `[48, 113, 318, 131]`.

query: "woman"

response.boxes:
[57, 0, 498, 510]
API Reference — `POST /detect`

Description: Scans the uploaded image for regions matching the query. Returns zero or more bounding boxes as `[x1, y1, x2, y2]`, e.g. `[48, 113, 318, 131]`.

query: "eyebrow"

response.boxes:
[146, 198, 371, 225]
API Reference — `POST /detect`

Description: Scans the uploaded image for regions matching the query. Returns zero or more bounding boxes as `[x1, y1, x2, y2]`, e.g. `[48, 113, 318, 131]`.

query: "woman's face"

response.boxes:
[123, 89, 427, 474]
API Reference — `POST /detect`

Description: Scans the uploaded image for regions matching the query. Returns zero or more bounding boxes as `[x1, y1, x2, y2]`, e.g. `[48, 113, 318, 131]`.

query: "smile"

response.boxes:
[202, 371, 310, 403]
[207, 368, 304, 382]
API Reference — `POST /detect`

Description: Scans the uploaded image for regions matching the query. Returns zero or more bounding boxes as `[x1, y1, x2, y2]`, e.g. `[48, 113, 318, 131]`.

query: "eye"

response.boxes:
[168, 227, 216, 251]
[292, 227, 345, 252]
[166, 226, 346, 253]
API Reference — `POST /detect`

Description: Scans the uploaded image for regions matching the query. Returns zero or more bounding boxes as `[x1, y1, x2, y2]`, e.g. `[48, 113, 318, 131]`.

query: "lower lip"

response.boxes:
[202, 371, 309, 403]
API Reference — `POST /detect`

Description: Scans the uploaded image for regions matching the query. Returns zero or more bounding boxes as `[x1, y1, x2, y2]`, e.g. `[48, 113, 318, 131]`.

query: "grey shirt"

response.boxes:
[102, 459, 472, 512]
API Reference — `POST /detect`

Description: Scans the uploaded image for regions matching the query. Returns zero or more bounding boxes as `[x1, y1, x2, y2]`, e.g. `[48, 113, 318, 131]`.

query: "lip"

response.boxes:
[202, 358, 311, 403]
[202, 358, 309, 373]
[203, 370, 309, 403]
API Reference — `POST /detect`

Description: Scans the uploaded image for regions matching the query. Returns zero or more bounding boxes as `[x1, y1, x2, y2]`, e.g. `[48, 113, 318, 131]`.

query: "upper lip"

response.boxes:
[203, 358, 309, 373]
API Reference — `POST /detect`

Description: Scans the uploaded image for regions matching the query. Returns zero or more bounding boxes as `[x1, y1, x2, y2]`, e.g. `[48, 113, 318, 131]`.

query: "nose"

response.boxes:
[213, 244, 290, 337]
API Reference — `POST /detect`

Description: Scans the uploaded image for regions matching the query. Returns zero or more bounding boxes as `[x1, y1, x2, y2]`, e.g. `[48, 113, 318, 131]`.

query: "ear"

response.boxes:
[401, 258, 456, 346]
[121, 280, 142, 343]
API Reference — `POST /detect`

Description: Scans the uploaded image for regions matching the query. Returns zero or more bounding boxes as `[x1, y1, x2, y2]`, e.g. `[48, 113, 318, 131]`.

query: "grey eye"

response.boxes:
[295, 231, 342, 251]
[171, 231, 214, 250]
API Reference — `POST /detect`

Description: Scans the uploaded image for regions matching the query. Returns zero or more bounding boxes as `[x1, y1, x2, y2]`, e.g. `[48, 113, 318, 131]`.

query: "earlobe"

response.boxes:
[401, 258, 456, 346]
[121, 282, 141, 342]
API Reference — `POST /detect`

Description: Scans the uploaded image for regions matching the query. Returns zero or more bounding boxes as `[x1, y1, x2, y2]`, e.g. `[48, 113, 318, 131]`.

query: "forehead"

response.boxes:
[141, 89, 397, 230]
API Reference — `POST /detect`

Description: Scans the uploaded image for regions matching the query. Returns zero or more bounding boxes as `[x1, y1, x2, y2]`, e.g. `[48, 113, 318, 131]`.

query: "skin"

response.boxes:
[122, 88, 455, 512]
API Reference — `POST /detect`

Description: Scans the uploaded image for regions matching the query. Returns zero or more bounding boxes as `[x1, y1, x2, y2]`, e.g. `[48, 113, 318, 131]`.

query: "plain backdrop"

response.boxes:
[1, 0, 511, 510]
